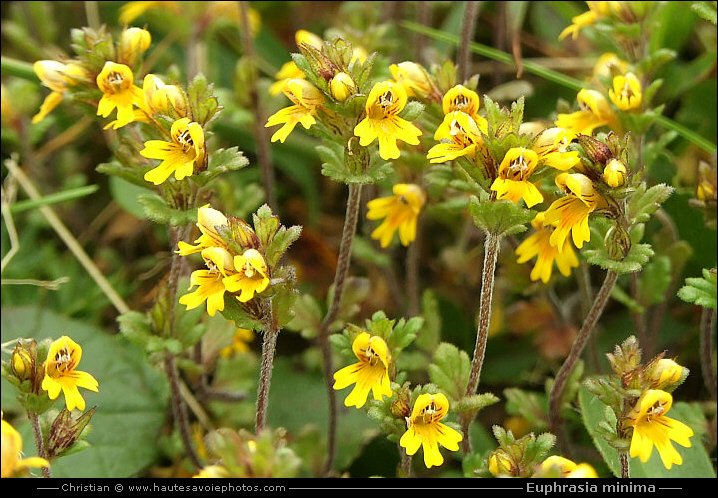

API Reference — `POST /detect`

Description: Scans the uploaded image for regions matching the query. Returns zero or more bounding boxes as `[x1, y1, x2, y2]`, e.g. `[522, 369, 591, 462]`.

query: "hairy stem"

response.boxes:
[700, 307, 717, 400]
[28, 411, 51, 478]
[548, 270, 618, 452]
[457, 1, 481, 83]
[166, 224, 201, 469]
[461, 231, 500, 453]
[238, 0, 277, 213]
[318, 183, 362, 475]
[256, 297, 279, 433]
[619, 451, 630, 478]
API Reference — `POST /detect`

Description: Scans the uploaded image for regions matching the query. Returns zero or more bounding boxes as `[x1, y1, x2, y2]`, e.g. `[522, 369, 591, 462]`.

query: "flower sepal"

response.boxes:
[46, 406, 97, 460]
[468, 193, 536, 238]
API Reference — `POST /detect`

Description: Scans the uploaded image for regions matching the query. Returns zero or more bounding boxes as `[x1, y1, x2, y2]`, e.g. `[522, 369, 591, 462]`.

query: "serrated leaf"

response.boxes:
[1, 306, 168, 478]
[628, 183, 674, 224]
[579, 381, 715, 477]
[677, 269, 717, 309]
[265, 225, 302, 268]
[187, 72, 221, 126]
[584, 243, 654, 274]
[195, 147, 249, 186]
[468, 196, 534, 237]
[428, 342, 471, 401]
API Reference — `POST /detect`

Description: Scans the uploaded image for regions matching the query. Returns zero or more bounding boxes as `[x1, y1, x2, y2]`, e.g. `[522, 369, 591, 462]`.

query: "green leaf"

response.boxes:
[578, 382, 715, 477]
[285, 293, 323, 339]
[427, 342, 471, 401]
[195, 147, 250, 186]
[1, 306, 168, 478]
[187, 72, 222, 126]
[265, 224, 302, 268]
[9, 185, 99, 214]
[468, 195, 534, 238]
[137, 193, 196, 226]
[628, 183, 674, 225]
[677, 268, 717, 310]
[692, 1, 717, 24]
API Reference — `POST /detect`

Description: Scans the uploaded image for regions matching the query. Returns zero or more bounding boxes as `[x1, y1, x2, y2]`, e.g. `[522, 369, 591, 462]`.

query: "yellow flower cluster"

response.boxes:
[177, 205, 271, 316]
[333, 333, 463, 469]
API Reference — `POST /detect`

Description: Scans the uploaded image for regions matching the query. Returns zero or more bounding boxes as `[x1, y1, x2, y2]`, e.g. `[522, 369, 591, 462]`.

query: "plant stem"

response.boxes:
[700, 307, 717, 400]
[318, 183, 362, 475]
[166, 224, 201, 469]
[406, 217, 422, 317]
[399, 445, 413, 477]
[548, 270, 618, 452]
[28, 411, 51, 478]
[238, 1, 277, 214]
[461, 230, 500, 453]
[619, 451, 630, 478]
[256, 297, 279, 433]
[457, 1, 481, 83]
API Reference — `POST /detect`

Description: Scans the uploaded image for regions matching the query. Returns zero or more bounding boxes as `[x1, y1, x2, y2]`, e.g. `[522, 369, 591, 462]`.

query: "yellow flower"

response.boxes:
[141, 73, 187, 117]
[179, 247, 235, 316]
[603, 158, 627, 187]
[141, 117, 205, 185]
[1, 418, 50, 478]
[628, 389, 693, 469]
[32, 60, 89, 124]
[491, 147, 544, 207]
[608, 72, 642, 111]
[531, 127, 581, 172]
[542, 172, 606, 250]
[592, 53, 629, 81]
[488, 449, 514, 476]
[41, 336, 99, 412]
[193, 465, 230, 478]
[442, 84, 482, 120]
[223, 248, 270, 303]
[367, 183, 426, 248]
[390, 61, 433, 99]
[558, 1, 616, 40]
[119, 1, 180, 25]
[295, 29, 324, 50]
[647, 359, 684, 390]
[539, 455, 599, 477]
[555, 89, 615, 137]
[333, 332, 393, 408]
[427, 111, 486, 163]
[265, 79, 325, 143]
[329, 72, 357, 102]
[269, 61, 306, 96]
[516, 212, 579, 283]
[177, 204, 230, 256]
[96, 61, 144, 129]
[354, 81, 422, 160]
[399, 392, 463, 468]
[219, 327, 255, 357]
[117, 27, 152, 68]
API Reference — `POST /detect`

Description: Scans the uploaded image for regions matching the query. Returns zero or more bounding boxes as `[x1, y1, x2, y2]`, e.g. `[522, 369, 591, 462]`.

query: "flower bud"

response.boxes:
[152, 84, 187, 118]
[117, 27, 151, 68]
[577, 134, 613, 165]
[390, 385, 411, 419]
[645, 358, 685, 390]
[488, 449, 514, 476]
[46, 407, 96, 459]
[11, 340, 36, 384]
[295, 29, 323, 50]
[606, 224, 632, 261]
[329, 72, 357, 102]
[603, 158, 627, 188]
